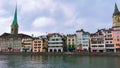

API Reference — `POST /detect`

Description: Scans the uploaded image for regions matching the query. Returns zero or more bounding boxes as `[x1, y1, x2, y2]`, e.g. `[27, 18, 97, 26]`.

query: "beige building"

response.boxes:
[32, 37, 47, 52]
[21, 35, 33, 52]
[66, 34, 76, 52]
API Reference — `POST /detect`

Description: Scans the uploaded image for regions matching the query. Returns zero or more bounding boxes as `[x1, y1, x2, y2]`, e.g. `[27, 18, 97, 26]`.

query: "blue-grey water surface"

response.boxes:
[0, 55, 120, 68]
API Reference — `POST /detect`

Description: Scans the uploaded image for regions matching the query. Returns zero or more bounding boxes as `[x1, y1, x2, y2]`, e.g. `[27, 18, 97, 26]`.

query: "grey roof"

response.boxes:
[0, 33, 33, 38]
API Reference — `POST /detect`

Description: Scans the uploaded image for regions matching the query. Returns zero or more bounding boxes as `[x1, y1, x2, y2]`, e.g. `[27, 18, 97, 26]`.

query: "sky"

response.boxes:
[0, 0, 120, 36]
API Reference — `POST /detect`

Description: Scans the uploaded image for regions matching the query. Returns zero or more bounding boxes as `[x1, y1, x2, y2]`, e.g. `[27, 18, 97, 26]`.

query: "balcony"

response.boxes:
[48, 44, 63, 46]
[48, 41, 63, 43]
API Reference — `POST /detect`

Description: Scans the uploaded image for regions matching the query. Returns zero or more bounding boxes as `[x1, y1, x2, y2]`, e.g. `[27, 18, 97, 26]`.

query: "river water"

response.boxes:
[0, 55, 119, 68]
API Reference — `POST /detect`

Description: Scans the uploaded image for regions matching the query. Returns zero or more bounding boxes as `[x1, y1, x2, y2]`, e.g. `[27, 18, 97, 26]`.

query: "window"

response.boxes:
[92, 45, 97, 47]
[56, 39, 59, 41]
[38, 41, 41, 43]
[38, 44, 41, 46]
[72, 39, 74, 41]
[117, 39, 120, 41]
[106, 44, 114, 47]
[52, 39, 55, 41]
[83, 44, 88, 46]
[106, 41, 108, 43]
[38, 47, 41, 48]
[68, 39, 70, 41]
[98, 45, 104, 47]
[34, 44, 37, 46]
[34, 50, 37, 52]
[34, 47, 37, 49]
[116, 44, 120, 46]
[34, 41, 37, 43]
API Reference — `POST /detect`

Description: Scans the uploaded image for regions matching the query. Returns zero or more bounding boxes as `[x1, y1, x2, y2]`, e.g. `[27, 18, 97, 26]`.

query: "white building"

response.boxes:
[76, 29, 90, 52]
[47, 33, 64, 52]
[90, 29, 105, 52]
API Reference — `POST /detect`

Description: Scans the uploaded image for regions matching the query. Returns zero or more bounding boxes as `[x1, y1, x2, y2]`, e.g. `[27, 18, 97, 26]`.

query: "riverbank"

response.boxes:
[0, 52, 120, 56]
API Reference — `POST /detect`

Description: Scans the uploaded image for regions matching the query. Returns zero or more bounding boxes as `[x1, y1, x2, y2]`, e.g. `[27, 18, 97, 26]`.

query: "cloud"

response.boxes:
[0, 17, 13, 34]
[0, 9, 8, 16]
[65, 18, 86, 27]
[18, 0, 56, 13]
[32, 17, 56, 28]
[59, 4, 76, 19]
[19, 30, 47, 37]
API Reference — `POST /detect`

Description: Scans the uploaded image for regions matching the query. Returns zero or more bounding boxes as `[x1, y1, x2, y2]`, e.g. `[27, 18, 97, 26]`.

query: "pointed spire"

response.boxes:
[113, 3, 120, 16]
[11, 5, 19, 34]
[13, 5, 18, 25]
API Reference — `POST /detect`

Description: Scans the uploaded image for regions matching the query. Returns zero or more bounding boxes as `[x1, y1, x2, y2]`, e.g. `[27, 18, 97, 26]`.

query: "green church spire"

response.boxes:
[11, 5, 19, 34]
[113, 3, 120, 16]
[13, 6, 18, 25]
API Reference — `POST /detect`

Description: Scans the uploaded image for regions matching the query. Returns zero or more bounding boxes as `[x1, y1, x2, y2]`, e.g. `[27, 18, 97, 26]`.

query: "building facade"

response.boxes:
[90, 30, 105, 52]
[47, 33, 64, 52]
[0, 33, 21, 52]
[112, 28, 120, 52]
[103, 29, 115, 52]
[32, 38, 44, 52]
[21, 35, 33, 52]
[76, 29, 90, 52]
[32, 36, 48, 52]
[66, 34, 76, 52]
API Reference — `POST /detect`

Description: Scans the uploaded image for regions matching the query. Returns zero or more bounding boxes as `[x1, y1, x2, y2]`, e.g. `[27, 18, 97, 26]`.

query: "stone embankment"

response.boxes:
[0, 52, 120, 56]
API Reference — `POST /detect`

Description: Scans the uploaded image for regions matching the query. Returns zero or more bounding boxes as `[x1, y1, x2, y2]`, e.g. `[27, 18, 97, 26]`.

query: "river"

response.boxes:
[0, 55, 119, 68]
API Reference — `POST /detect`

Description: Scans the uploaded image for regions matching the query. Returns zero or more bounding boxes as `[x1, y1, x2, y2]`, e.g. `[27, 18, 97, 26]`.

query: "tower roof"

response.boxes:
[113, 3, 120, 16]
[13, 6, 18, 25]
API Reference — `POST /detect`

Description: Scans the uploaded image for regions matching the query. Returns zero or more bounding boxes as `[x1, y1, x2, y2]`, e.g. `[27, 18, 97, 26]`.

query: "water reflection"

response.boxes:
[0, 55, 119, 68]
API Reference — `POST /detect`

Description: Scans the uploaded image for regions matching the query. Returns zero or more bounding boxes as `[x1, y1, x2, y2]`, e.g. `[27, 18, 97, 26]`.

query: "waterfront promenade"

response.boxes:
[0, 52, 120, 56]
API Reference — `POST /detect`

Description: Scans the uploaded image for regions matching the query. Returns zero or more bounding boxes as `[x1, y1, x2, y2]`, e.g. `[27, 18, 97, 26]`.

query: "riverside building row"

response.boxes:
[0, 3, 120, 53]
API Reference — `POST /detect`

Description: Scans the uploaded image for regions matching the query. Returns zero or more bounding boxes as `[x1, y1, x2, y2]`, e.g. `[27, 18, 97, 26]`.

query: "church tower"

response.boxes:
[112, 3, 120, 28]
[11, 6, 19, 34]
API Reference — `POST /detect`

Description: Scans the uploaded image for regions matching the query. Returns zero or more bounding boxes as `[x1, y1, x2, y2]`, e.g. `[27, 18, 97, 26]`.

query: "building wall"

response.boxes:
[103, 30, 115, 52]
[82, 34, 90, 51]
[90, 35, 105, 52]
[76, 30, 90, 52]
[112, 28, 120, 52]
[21, 38, 33, 52]
[67, 34, 76, 52]
[0, 37, 21, 52]
[48, 34, 63, 52]
[32, 39, 44, 52]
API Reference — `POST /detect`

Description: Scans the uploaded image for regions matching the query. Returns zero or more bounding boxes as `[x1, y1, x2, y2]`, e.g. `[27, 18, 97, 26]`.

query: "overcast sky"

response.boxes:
[0, 0, 119, 36]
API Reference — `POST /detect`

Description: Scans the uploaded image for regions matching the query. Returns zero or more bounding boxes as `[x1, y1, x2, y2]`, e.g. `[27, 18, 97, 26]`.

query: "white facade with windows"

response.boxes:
[76, 29, 90, 52]
[48, 33, 64, 52]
